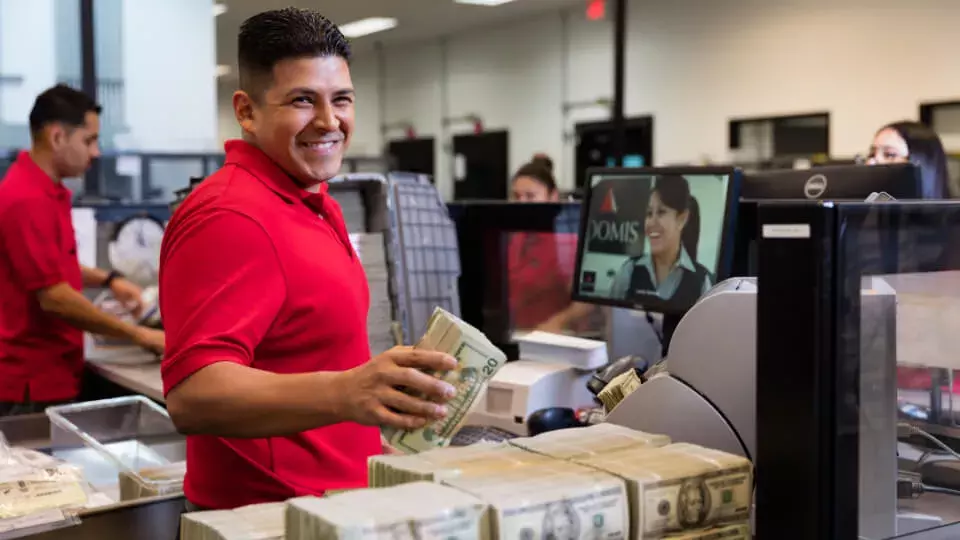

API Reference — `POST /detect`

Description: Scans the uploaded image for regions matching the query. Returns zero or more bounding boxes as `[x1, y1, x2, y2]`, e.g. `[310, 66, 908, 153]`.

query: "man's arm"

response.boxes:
[80, 265, 109, 288]
[161, 211, 455, 438]
[36, 282, 149, 342]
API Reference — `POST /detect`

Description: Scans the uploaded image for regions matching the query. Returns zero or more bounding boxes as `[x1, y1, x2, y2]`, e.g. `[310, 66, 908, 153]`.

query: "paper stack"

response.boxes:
[664, 523, 752, 539]
[285, 482, 487, 540]
[349, 232, 396, 356]
[180, 502, 285, 540]
[441, 460, 630, 540]
[507, 423, 669, 461]
[382, 307, 507, 454]
[597, 369, 645, 412]
[573, 443, 753, 539]
[118, 461, 186, 501]
[369, 442, 552, 488]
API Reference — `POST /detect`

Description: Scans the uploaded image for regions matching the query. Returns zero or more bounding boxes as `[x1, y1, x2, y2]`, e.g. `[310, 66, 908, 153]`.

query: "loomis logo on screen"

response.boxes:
[585, 179, 649, 255]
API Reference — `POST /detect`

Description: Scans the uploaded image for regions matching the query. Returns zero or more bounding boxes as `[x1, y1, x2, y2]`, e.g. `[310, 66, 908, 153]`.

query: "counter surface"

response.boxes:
[85, 344, 164, 403]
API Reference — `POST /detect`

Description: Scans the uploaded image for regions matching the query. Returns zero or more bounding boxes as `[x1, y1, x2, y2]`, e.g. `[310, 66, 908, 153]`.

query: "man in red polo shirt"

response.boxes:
[0, 85, 166, 416]
[159, 8, 457, 510]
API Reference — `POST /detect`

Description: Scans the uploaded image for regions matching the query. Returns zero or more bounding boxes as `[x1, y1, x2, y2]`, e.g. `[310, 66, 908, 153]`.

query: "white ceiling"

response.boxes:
[216, 0, 585, 63]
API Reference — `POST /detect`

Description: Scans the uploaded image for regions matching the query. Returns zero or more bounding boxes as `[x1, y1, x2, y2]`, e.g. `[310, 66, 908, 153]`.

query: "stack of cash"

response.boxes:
[118, 461, 186, 501]
[597, 369, 644, 411]
[441, 460, 630, 540]
[573, 443, 753, 538]
[507, 423, 670, 461]
[349, 232, 396, 356]
[382, 307, 507, 454]
[180, 502, 285, 540]
[285, 482, 487, 540]
[369, 442, 551, 488]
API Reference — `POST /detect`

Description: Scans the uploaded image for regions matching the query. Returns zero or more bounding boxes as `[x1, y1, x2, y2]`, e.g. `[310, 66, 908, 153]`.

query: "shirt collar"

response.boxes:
[16, 151, 70, 200]
[676, 246, 697, 273]
[223, 139, 328, 206]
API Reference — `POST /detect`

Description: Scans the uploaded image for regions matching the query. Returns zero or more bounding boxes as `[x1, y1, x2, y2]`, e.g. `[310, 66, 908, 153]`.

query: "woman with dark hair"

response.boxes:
[507, 155, 595, 333]
[611, 175, 713, 305]
[867, 121, 950, 199]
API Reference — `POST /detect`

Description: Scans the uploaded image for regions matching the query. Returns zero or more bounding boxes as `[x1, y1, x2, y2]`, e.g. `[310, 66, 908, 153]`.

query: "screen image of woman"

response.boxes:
[610, 175, 714, 307]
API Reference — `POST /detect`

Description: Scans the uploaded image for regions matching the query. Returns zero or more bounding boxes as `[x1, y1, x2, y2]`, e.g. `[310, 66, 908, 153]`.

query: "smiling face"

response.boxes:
[645, 191, 688, 257]
[234, 55, 354, 187]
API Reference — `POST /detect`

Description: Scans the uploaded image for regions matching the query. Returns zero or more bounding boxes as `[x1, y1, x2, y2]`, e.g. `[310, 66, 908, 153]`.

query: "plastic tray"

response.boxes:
[45, 397, 185, 494]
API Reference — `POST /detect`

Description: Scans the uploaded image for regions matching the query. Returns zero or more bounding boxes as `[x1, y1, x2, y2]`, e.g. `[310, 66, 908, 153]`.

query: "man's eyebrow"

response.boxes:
[285, 87, 319, 98]
[334, 88, 356, 97]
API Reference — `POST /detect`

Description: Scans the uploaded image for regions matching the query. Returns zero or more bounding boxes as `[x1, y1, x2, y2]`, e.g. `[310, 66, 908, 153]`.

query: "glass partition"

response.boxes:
[755, 200, 960, 540]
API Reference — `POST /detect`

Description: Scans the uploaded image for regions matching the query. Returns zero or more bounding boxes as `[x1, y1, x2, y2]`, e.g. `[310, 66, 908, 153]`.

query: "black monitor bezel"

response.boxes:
[571, 166, 743, 315]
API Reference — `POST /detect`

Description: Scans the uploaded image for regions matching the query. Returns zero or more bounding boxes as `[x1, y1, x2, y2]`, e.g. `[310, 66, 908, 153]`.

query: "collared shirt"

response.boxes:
[0, 152, 84, 402]
[159, 140, 380, 509]
[611, 246, 712, 300]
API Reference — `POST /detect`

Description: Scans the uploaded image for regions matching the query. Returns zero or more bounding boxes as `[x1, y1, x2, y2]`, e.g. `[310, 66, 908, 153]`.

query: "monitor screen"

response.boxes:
[573, 167, 741, 314]
[740, 163, 922, 200]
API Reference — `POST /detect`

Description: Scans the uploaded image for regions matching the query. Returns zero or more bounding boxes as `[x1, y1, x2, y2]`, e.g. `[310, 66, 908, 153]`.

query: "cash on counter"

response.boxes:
[182, 424, 753, 540]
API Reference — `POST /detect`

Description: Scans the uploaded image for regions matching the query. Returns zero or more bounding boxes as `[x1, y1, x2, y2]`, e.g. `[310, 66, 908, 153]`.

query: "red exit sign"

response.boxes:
[587, 0, 605, 20]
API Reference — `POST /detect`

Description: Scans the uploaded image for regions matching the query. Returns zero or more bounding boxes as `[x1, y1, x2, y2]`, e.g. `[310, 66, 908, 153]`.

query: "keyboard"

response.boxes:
[451, 425, 519, 446]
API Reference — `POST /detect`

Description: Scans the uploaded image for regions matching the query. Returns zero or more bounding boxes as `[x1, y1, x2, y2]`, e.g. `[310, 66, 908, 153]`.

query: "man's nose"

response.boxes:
[312, 102, 338, 131]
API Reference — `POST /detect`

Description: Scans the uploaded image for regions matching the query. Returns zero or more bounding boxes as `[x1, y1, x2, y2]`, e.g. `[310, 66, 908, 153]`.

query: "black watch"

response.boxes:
[102, 270, 124, 289]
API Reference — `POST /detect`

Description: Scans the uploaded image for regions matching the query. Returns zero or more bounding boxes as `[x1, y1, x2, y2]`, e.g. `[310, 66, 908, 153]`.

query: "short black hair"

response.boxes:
[238, 8, 351, 100]
[28, 84, 101, 135]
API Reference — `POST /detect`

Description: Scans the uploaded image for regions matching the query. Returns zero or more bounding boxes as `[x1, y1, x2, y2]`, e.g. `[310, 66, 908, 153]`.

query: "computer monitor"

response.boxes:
[740, 163, 922, 200]
[731, 163, 924, 277]
[572, 167, 742, 315]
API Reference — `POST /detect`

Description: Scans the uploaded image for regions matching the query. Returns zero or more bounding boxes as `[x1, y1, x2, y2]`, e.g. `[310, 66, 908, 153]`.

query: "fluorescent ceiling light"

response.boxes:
[339, 17, 398, 38]
[455, 0, 517, 5]
[213, 4, 227, 17]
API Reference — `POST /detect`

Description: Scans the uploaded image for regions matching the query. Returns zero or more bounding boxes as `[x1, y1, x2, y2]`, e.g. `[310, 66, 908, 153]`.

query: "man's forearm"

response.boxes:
[81, 265, 108, 288]
[166, 362, 348, 438]
[37, 283, 141, 340]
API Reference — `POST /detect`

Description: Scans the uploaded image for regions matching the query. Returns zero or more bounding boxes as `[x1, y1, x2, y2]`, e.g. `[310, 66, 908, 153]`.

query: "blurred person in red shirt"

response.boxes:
[508, 155, 595, 334]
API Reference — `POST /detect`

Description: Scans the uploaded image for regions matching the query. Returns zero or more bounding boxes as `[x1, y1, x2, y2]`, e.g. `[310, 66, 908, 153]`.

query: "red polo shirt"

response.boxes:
[0, 152, 84, 403]
[508, 232, 578, 329]
[159, 140, 380, 509]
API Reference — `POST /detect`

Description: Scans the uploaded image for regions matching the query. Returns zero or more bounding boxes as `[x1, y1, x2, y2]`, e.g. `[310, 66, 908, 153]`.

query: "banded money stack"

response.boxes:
[369, 442, 551, 488]
[442, 461, 630, 540]
[574, 443, 753, 538]
[382, 307, 507, 454]
[507, 423, 670, 460]
[285, 482, 487, 540]
[180, 502, 285, 540]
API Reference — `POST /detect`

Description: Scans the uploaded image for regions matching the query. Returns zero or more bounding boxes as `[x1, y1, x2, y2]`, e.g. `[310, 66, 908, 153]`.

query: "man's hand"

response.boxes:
[339, 346, 458, 431]
[110, 277, 144, 317]
[132, 327, 165, 355]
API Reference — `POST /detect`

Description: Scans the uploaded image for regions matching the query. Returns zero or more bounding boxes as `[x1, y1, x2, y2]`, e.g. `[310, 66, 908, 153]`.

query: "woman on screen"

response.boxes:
[866, 120, 950, 199]
[611, 175, 713, 306]
[507, 156, 595, 333]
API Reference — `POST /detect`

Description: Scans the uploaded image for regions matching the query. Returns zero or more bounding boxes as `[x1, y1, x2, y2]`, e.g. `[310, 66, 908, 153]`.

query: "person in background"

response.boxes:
[508, 155, 595, 333]
[867, 120, 950, 199]
[0, 85, 164, 417]
[159, 8, 456, 513]
[611, 175, 712, 306]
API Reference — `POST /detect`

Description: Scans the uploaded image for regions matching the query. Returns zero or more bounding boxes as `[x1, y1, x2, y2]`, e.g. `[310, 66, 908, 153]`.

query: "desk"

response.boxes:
[85, 344, 164, 403]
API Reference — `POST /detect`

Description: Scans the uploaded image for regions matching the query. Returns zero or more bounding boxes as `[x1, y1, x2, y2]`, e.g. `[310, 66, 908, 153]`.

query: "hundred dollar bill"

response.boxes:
[443, 462, 629, 540]
[286, 482, 486, 540]
[574, 444, 753, 538]
[508, 423, 669, 462]
[181, 502, 285, 540]
[665, 522, 751, 540]
[383, 307, 507, 454]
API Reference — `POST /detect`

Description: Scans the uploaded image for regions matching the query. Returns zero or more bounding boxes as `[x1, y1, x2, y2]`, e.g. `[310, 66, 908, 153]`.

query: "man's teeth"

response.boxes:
[303, 141, 337, 148]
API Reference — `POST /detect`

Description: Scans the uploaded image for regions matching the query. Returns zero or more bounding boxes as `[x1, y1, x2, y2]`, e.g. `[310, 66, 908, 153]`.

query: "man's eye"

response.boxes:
[292, 96, 313, 105]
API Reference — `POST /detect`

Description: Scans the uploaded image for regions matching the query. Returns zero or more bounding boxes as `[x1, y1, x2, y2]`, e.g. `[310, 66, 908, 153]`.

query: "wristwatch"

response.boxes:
[102, 270, 124, 289]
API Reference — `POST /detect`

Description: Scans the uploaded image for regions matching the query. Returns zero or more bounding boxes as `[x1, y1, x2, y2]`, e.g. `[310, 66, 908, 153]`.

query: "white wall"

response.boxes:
[120, 0, 218, 152]
[216, 0, 960, 198]
[0, 0, 57, 127]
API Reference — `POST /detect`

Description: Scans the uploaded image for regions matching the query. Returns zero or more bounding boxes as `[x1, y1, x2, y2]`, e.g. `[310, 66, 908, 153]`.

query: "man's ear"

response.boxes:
[47, 124, 66, 149]
[233, 90, 257, 135]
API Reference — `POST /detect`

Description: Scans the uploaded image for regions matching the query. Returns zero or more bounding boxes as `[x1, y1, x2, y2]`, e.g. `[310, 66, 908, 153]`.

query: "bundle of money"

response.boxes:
[285, 481, 487, 540]
[507, 423, 670, 461]
[180, 502, 285, 540]
[664, 523, 751, 540]
[349, 232, 396, 356]
[369, 442, 551, 488]
[574, 443, 753, 538]
[441, 460, 629, 540]
[597, 369, 644, 411]
[382, 307, 507, 454]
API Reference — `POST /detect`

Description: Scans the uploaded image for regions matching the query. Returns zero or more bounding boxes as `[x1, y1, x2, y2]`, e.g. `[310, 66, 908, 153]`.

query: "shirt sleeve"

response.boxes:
[0, 199, 66, 291]
[610, 260, 634, 299]
[159, 209, 286, 396]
